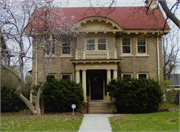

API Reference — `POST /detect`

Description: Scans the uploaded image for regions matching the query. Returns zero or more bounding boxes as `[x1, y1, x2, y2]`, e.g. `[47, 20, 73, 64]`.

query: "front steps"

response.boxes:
[88, 101, 116, 114]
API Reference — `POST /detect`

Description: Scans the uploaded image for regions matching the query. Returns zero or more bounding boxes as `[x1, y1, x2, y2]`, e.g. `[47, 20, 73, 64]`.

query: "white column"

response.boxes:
[76, 70, 80, 83]
[107, 69, 111, 102]
[113, 69, 118, 79]
[107, 49, 109, 59]
[82, 70, 87, 102]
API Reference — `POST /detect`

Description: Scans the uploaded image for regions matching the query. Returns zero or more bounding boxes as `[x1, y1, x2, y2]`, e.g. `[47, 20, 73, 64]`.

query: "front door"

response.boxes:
[91, 75, 103, 100]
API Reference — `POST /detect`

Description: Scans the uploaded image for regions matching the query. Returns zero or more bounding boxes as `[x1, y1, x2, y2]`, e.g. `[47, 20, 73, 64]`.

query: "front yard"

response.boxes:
[109, 111, 179, 131]
[1, 112, 83, 131]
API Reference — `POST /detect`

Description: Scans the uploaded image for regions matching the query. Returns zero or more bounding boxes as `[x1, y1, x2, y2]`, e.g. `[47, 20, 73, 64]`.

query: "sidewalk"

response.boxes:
[78, 114, 115, 132]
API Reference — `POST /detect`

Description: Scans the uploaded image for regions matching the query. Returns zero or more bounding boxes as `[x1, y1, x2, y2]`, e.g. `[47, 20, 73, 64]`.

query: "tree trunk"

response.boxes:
[14, 86, 36, 115]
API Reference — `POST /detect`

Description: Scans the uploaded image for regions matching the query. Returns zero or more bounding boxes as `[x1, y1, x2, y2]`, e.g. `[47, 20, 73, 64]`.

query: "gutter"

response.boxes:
[157, 36, 160, 80]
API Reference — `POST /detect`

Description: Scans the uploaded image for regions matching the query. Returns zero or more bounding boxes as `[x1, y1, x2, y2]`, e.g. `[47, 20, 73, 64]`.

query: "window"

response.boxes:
[138, 74, 148, 79]
[123, 74, 131, 78]
[98, 38, 106, 50]
[87, 38, 95, 50]
[86, 37, 107, 50]
[62, 39, 70, 54]
[47, 75, 55, 82]
[47, 43, 55, 54]
[138, 38, 146, 53]
[122, 38, 130, 53]
[62, 75, 70, 80]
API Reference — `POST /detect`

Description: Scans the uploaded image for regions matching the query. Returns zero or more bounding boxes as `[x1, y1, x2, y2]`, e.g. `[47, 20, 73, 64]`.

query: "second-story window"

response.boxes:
[98, 38, 106, 50]
[87, 38, 95, 50]
[138, 38, 146, 53]
[122, 38, 130, 53]
[47, 43, 55, 54]
[62, 39, 70, 54]
[86, 37, 106, 50]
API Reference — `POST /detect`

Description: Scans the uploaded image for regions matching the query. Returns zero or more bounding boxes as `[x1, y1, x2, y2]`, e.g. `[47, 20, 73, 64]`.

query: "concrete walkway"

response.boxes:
[78, 114, 116, 132]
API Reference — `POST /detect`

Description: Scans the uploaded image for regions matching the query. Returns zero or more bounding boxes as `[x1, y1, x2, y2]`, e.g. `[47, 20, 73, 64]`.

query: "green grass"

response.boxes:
[110, 111, 179, 131]
[1, 112, 83, 131]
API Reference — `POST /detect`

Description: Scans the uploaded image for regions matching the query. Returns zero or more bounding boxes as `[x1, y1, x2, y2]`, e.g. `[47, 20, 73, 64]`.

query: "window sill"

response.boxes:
[120, 55, 134, 57]
[135, 54, 149, 57]
[59, 56, 73, 58]
[44, 55, 57, 58]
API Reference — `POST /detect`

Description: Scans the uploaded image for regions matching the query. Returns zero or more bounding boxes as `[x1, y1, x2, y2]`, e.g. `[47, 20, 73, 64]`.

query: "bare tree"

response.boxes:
[0, 0, 82, 115]
[162, 26, 180, 80]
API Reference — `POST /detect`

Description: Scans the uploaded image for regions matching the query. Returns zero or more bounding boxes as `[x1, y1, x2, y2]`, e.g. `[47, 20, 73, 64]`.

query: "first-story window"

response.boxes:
[62, 75, 70, 80]
[47, 75, 55, 82]
[62, 39, 70, 54]
[138, 73, 147, 79]
[123, 74, 131, 78]
[122, 38, 130, 53]
[138, 38, 146, 53]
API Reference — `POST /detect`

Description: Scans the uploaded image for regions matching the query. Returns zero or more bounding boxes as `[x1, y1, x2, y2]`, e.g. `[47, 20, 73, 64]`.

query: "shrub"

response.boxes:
[1, 85, 25, 112]
[32, 78, 84, 112]
[107, 78, 164, 113]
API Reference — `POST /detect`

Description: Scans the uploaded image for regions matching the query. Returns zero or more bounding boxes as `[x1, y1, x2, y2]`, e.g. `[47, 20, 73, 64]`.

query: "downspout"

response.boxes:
[157, 35, 160, 80]
[36, 51, 37, 85]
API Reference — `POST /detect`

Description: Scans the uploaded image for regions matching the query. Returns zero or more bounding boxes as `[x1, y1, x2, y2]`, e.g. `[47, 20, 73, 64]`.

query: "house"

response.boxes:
[166, 74, 180, 104]
[26, 1, 170, 113]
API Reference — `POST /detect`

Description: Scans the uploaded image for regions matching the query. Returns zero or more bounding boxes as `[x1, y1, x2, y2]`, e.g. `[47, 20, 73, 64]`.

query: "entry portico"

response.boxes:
[71, 59, 121, 102]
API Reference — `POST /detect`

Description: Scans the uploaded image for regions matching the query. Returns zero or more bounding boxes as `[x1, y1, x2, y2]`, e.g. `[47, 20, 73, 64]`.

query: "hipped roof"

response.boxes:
[25, 7, 170, 31]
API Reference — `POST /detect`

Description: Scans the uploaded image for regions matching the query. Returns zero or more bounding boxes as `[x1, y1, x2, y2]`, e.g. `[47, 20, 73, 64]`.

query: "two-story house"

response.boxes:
[27, 2, 170, 113]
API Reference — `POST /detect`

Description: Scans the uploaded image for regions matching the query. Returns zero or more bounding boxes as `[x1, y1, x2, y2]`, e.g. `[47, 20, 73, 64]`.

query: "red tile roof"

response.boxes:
[25, 7, 170, 31]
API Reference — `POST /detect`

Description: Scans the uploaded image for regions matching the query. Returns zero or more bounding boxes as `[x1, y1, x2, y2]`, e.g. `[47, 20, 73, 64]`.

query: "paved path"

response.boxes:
[78, 114, 116, 132]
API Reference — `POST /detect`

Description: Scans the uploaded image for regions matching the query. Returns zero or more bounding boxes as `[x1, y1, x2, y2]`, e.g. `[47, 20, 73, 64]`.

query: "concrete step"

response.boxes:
[89, 106, 108, 110]
[89, 109, 113, 114]
[88, 101, 113, 114]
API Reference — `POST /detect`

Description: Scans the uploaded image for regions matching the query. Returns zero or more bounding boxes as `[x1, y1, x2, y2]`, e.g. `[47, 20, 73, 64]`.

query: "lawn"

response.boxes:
[109, 111, 179, 131]
[1, 112, 83, 131]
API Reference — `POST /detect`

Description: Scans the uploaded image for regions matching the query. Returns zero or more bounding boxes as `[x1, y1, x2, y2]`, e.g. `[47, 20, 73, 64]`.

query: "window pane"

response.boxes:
[138, 46, 146, 53]
[87, 38, 95, 43]
[123, 74, 131, 78]
[62, 75, 70, 80]
[47, 43, 55, 54]
[98, 44, 106, 50]
[123, 38, 130, 45]
[98, 38, 106, 43]
[123, 46, 130, 53]
[63, 47, 70, 54]
[47, 75, 55, 82]
[87, 44, 95, 50]
[138, 38, 145, 45]
[139, 74, 147, 79]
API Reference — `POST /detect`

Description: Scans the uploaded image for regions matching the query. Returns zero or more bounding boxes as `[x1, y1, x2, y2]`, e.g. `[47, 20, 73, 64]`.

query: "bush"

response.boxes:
[33, 78, 84, 112]
[1, 85, 26, 112]
[107, 78, 164, 113]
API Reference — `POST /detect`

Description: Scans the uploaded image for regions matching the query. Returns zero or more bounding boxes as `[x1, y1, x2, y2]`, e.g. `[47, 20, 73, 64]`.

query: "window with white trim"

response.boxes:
[62, 39, 70, 54]
[62, 75, 70, 80]
[47, 75, 55, 82]
[122, 38, 131, 53]
[137, 73, 148, 79]
[47, 43, 55, 55]
[137, 38, 146, 53]
[86, 37, 106, 50]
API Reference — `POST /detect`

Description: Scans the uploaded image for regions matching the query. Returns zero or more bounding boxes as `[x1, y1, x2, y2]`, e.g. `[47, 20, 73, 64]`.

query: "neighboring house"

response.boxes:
[166, 74, 180, 104]
[26, 1, 170, 113]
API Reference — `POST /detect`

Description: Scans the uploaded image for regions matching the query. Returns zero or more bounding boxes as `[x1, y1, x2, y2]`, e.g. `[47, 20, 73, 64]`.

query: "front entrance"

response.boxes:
[91, 74, 103, 100]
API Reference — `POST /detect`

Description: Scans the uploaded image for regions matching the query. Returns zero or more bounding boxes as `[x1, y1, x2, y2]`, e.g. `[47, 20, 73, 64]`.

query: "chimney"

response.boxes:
[145, 0, 158, 10]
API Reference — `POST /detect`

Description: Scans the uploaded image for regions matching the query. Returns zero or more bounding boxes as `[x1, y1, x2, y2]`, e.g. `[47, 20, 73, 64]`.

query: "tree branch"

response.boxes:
[159, 0, 180, 28]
